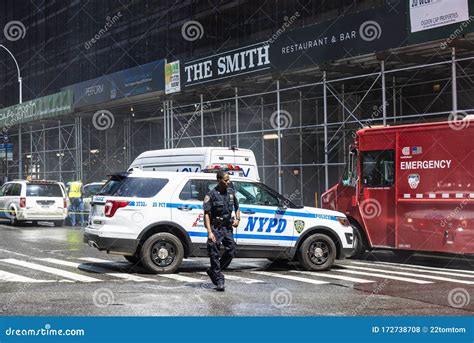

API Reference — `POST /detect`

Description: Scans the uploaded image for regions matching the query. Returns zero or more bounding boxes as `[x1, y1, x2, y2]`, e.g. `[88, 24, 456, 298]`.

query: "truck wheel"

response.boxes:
[53, 220, 64, 227]
[346, 226, 367, 259]
[124, 254, 142, 265]
[297, 233, 336, 271]
[140, 233, 184, 274]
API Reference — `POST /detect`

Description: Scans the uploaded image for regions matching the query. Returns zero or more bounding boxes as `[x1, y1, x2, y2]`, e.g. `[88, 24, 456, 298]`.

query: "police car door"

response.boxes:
[232, 181, 294, 247]
[171, 178, 217, 245]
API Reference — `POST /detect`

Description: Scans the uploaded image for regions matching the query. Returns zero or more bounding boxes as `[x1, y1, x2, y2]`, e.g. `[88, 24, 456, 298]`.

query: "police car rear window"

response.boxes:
[101, 177, 168, 198]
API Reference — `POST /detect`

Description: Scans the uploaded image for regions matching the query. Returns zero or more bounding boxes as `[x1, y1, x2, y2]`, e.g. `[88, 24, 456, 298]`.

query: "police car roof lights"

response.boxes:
[203, 164, 244, 175]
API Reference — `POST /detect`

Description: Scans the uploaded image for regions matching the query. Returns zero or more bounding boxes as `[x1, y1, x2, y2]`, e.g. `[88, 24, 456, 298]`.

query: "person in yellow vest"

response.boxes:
[68, 181, 84, 227]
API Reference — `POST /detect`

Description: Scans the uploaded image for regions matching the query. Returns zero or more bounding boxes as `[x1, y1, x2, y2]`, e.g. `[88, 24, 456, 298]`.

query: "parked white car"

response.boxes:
[0, 180, 68, 226]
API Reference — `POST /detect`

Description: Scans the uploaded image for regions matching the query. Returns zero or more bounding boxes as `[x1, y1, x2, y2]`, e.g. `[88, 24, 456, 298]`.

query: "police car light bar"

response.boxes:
[203, 164, 244, 176]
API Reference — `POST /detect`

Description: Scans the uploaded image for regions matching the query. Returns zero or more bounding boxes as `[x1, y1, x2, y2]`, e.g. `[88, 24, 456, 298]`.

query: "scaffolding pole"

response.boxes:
[235, 87, 239, 147]
[18, 125, 22, 179]
[323, 71, 329, 191]
[277, 80, 282, 193]
[452, 47, 458, 113]
[381, 59, 387, 126]
[200, 94, 204, 146]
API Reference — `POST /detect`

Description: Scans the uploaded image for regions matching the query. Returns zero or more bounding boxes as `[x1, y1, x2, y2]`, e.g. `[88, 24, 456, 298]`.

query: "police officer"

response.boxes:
[203, 170, 240, 291]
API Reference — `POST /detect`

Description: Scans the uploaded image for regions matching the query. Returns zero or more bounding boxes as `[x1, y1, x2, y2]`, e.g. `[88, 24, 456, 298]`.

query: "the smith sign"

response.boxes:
[184, 42, 270, 87]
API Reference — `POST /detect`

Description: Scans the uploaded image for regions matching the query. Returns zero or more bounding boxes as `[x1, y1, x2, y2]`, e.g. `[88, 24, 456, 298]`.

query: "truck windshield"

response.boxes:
[361, 150, 395, 187]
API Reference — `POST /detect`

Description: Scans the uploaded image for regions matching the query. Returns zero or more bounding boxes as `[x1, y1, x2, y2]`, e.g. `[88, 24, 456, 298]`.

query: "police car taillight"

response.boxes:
[104, 200, 130, 217]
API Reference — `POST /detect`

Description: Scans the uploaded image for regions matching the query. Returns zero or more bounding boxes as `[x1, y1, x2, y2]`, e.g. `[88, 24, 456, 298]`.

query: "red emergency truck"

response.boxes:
[321, 118, 474, 258]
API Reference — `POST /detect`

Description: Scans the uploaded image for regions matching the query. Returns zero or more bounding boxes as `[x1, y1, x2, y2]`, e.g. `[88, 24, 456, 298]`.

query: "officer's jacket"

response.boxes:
[203, 186, 239, 222]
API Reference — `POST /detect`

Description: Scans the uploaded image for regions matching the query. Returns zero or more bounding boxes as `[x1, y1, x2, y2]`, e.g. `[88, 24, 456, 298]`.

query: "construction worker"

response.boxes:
[68, 180, 84, 227]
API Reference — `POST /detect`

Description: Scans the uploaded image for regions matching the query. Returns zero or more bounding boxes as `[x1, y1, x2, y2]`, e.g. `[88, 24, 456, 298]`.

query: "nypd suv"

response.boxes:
[83, 170, 354, 273]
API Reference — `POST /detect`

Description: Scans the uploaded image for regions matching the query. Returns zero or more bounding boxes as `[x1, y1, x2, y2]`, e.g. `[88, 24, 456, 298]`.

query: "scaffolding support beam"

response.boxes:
[235, 87, 239, 147]
[277, 80, 282, 193]
[381, 59, 387, 126]
[200, 94, 204, 146]
[452, 47, 458, 113]
[323, 71, 329, 191]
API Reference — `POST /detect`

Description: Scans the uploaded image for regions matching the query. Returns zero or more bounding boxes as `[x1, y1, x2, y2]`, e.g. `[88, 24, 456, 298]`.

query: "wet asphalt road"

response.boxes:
[0, 221, 473, 316]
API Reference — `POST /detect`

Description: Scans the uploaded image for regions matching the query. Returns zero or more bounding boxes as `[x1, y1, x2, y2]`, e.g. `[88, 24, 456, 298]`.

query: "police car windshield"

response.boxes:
[99, 177, 168, 198]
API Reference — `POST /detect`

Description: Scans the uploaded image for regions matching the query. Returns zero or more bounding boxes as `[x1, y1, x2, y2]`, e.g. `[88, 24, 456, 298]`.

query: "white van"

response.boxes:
[128, 147, 260, 180]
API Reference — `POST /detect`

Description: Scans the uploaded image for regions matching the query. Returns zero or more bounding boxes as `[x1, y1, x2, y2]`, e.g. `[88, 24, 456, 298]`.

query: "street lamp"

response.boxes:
[0, 45, 23, 181]
[0, 45, 22, 104]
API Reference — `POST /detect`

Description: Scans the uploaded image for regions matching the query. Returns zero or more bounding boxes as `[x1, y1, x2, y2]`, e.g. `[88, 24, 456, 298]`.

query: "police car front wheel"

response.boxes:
[297, 233, 336, 271]
[140, 233, 184, 274]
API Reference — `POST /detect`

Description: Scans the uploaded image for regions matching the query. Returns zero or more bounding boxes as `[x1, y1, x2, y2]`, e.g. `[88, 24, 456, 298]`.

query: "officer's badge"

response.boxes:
[294, 220, 305, 234]
[204, 195, 210, 203]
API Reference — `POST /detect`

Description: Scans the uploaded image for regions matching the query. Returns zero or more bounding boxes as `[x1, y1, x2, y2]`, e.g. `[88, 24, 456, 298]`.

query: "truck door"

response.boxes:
[359, 149, 396, 248]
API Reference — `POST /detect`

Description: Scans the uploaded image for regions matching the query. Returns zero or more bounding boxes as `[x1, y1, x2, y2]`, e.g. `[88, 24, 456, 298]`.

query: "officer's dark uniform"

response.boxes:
[203, 186, 239, 285]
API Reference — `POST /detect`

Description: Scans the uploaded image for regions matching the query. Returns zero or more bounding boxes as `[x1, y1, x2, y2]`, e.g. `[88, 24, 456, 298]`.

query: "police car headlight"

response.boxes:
[337, 217, 350, 227]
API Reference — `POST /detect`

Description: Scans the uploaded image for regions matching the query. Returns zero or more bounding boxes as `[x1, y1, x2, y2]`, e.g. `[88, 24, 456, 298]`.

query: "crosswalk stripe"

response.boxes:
[337, 269, 433, 284]
[0, 259, 101, 283]
[363, 260, 474, 275]
[79, 257, 116, 263]
[343, 265, 474, 284]
[0, 269, 54, 283]
[351, 261, 474, 279]
[158, 274, 203, 283]
[251, 271, 329, 285]
[291, 270, 375, 283]
[39, 258, 156, 282]
[198, 272, 264, 284]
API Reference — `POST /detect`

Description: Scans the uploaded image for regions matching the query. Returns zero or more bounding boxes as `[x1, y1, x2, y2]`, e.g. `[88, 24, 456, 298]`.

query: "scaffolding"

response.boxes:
[3, 39, 474, 206]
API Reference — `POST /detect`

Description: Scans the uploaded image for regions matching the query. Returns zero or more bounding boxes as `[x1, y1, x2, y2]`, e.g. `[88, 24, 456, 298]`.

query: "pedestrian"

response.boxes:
[204, 170, 240, 291]
[68, 180, 84, 227]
